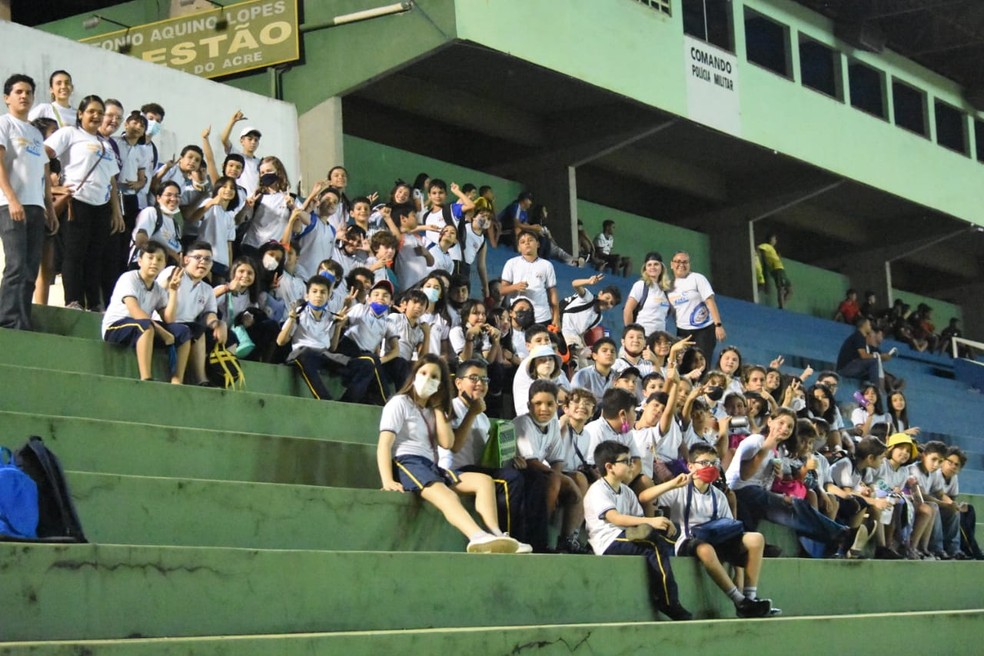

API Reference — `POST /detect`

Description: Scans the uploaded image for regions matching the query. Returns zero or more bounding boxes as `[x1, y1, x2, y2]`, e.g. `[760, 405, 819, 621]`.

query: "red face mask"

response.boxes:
[694, 466, 719, 484]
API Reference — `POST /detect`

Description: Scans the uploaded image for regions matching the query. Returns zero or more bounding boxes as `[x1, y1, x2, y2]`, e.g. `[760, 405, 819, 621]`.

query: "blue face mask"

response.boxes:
[422, 287, 440, 303]
[307, 302, 327, 312]
[369, 302, 389, 317]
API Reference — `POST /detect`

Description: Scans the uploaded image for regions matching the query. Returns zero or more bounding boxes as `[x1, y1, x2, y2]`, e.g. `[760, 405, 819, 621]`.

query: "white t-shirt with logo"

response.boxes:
[668, 272, 715, 331]
[0, 114, 47, 208]
[45, 126, 119, 206]
[501, 255, 557, 324]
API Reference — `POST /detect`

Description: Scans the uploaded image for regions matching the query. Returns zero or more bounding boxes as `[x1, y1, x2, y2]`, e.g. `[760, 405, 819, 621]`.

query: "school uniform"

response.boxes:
[583, 417, 642, 466]
[570, 365, 615, 401]
[382, 395, 462, 492]
[501, 255, 557, 324]
[660, 483, 748, 562]
[394, 232, 431, 292]
[584, 477, 680, 608]
[294, 216, 336, 279]
[101, 270, 190, 348]
[428, 243, 455, 276]
[337, 303, 396, 404]
[283, 304, 357, 401]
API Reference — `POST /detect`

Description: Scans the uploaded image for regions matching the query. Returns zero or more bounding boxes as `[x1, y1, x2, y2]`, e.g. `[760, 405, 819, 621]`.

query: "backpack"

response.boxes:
[207, 342, 246, 390]
[127, 206, 167, 267]
[559, 293, 603, 330]
[0, 446, 38, 539]
[13, 436, 87, 543]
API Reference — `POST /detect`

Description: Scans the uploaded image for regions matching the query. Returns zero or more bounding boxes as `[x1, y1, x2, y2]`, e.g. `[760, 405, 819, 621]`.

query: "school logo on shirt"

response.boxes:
[690, 303, 710, 326]
[15, 137, 44, 157]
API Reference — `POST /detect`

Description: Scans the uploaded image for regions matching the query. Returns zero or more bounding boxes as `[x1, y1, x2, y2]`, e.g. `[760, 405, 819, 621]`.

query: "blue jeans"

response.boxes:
[0, 205, 45, 330]
[734, 485, 847, 543]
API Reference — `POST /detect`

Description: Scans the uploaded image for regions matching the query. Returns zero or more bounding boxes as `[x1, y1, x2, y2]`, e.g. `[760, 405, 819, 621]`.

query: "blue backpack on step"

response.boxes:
[0, 446, 39, 539]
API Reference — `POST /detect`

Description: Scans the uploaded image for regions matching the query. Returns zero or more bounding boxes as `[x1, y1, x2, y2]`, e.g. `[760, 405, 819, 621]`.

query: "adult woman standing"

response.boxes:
[667, 251, 725, 360]
[44, 95, 123, 310]
[623, 251, 672, 337]
[28, 70, 76, 129]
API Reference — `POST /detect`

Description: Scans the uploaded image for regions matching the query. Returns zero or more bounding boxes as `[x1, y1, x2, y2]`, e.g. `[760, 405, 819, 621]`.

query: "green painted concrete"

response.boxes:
[68, 472, 461, 551]
[3, 610, 982, 655]
[0, 364, 381, 445]
[0, 328, 306, 399]
[3, 543, 982, 642]
[0, 412, 376, 487]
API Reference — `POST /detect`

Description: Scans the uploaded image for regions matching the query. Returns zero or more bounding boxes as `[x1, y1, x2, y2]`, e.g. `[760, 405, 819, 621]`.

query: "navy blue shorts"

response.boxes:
[678, 535, 749, 567]
[103, 318, 193, 348]
[393, 455, 462, 492]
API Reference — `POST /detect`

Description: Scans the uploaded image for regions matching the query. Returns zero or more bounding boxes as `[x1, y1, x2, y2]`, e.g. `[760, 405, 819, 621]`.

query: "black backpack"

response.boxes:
[559, 293, 603, 330]
[12, 436, 87, 543]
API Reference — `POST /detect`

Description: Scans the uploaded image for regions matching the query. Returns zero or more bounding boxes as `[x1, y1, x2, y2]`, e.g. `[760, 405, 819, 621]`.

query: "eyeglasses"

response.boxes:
[614, 457, 631, 465]
[462, 374, 490, 384]
[187, 254, 213, 263]
[573, 399, 596, 408]
[159, 193, 180, 200]
[694, 459, 720, 467]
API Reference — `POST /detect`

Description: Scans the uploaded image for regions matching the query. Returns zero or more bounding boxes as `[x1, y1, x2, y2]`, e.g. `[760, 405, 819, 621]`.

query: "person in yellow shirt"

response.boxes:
[757, 232, 791, 309]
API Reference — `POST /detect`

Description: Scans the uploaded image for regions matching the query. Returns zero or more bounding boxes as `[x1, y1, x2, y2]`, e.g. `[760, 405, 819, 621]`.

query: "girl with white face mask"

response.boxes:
[376, 354, 529, 554]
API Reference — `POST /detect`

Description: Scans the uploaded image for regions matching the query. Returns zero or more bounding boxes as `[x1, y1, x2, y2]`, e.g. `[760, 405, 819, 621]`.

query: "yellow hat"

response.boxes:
[885, 433, 918, 461]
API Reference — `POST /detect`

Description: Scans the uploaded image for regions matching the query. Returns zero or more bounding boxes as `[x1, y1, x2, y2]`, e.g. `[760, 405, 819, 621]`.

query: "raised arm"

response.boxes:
[219, 110, 245, 154]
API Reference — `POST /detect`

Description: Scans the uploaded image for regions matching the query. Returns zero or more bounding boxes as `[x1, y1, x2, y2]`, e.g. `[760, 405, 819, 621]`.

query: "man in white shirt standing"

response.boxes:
[0, 74, 57, 330]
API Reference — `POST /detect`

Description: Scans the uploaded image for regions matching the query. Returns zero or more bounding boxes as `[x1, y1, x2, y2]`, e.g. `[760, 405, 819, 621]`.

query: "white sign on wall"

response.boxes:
[684, 35, 741, 137]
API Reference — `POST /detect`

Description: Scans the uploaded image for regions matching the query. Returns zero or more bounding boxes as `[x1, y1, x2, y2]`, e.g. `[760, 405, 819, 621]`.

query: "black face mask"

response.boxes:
[705, 385, 725, 402]
[259, 172, 279, 189]
[514, 309, 535, 330]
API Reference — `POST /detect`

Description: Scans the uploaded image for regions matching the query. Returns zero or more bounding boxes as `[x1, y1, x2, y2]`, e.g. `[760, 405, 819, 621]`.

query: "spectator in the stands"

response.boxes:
[593, 220, 631, 277]
[28, 70, 75, 128]
[836, 317, 902, 390]
[756, 232, 790, 309]
[561, 273, 621, 369]
[500, 230, 559, 327]
[0, 73, 57, 331]
[498, 190, 533, 249]
[668, 251, 725, 360]
[219, 110, 261, 196]
[623, 252, 672, 337]
[833, 288, 860, 324]
[44, 94, 123, 310]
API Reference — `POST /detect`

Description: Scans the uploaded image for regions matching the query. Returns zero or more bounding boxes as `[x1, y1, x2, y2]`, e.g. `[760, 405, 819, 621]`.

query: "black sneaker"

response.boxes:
[657, 602, 693, 621]
[874, 546, 903, 560]
[763, 544, 783, 558]
[735, 597, 772, 618]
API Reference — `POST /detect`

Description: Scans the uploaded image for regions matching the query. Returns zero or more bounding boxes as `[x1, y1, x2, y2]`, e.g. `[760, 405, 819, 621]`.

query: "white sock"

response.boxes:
[469, 532, 488, 541]
[743, 586, 757, 599]
[727, 587, 745, 604]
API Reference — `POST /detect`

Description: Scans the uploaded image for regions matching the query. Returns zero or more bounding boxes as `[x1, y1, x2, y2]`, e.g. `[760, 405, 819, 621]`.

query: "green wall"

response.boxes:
[342, 134, 524, 209]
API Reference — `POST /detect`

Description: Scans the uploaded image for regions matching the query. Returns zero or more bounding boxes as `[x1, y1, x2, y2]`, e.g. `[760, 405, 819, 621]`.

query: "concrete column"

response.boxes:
[945, 282, 984, 343]
[502, 164, 577, 254]
[298, 96, 343, 190]
[708, 219, 756, 302]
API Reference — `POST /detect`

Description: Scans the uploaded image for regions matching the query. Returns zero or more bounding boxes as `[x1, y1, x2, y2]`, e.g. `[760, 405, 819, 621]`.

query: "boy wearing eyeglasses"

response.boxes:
[156, 241, 227, 385]
[646, 443, 778, 618]
[584, 440, 692, 621]
[440, 359, 538, 553]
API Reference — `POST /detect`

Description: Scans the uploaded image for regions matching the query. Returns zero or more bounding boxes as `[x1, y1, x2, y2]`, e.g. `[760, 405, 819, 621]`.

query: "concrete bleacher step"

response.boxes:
[0, 363, 381, 445]
[3, 542, 982, 643]
[3, 610, 982, 656]
[69, 472, 462, 551]
[0, 411, 375, 487]
[0, 327, 306, 399]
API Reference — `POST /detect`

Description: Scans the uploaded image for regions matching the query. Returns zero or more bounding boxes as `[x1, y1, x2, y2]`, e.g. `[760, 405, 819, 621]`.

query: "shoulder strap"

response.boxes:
[684, 481, 719, 537]
[632, 283, 651, 321]
[73, 134, 108, 194]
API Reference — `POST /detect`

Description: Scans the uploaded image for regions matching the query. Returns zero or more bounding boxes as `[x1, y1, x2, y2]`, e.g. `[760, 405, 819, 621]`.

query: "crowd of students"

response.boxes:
[2, 70, 981, 623]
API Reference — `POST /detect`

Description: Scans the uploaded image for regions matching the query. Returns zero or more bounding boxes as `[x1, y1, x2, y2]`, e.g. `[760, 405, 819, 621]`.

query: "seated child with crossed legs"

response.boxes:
[649, 443, 780, 618]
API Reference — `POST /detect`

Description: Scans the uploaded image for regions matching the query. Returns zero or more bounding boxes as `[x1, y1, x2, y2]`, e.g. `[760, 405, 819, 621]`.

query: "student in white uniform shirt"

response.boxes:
[28, 70, 76, 128]
[284, 185, 338, 279]
[239, 156, 294, 255]
[393, 202, 434, 292]
[570, 337, 618, 400]
[460, 207, 491, 297]
[156, 242, 227, 386]
[421, 179, 474, 266]
[219, 111, 261, 196]
[334, 279, 399, 405]
[377, 354, 524, 554]
[441, 359, 541, 551]
[558, 388, 599, 490]
[647, 443, 779, 618]
[101, 242, 191, 384]
[385, 289, 429, 389]
[561, 273, 622, 369]
[500, 230, 559, 326]
[513, 380, 587, 553]
[0, 74, 57, 331]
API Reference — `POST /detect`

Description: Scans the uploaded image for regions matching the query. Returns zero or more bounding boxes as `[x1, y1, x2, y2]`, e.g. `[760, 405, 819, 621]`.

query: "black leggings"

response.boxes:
[63, 199, 112, 308]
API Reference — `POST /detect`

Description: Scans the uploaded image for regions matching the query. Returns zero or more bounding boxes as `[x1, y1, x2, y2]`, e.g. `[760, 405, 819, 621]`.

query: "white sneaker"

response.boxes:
[505, 533, 533, 553]
[466, 533, 519, 554]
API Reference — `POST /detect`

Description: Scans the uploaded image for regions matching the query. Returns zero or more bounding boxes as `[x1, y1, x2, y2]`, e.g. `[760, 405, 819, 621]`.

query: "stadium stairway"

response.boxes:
[1, 301, 983, 653]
